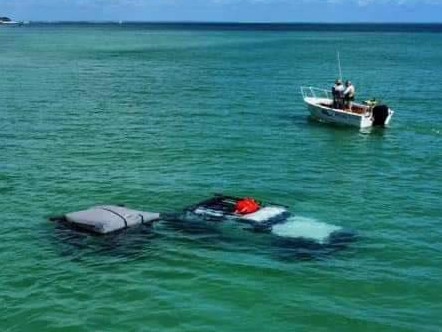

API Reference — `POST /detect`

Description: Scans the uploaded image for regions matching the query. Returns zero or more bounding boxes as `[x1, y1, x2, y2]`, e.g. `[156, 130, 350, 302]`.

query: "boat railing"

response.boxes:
[300, 86, 332, 100]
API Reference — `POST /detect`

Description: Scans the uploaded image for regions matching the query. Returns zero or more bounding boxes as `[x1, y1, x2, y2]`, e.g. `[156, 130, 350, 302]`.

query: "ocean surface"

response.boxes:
[0, 23, 441, 331]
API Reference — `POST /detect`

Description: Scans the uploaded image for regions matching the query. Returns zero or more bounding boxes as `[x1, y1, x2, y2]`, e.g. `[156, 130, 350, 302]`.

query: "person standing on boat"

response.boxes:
[332, 79, 344, 109]
[344, 80, 355, 110]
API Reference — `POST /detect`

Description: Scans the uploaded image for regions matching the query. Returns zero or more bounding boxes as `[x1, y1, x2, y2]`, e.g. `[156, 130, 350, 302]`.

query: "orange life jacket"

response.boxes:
[234, 198, 260, 215]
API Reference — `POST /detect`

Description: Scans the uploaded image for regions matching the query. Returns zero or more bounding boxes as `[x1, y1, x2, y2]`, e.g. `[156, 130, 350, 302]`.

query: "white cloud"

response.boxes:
[357, 0, 373, 6]
[327, 0, 345, 4]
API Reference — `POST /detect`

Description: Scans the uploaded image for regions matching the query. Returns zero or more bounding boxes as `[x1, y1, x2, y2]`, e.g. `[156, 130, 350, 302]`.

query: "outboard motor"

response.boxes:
[372, 105, 390, 126]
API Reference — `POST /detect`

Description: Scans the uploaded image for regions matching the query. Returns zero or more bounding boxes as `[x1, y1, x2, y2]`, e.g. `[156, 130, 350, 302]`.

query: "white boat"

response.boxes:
[0, 17, 22, 25]
[300, 86, 394, 128]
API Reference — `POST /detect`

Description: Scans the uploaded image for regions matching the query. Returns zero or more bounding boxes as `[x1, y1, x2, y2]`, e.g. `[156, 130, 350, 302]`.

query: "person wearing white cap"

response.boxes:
[344, 80, 355, 110]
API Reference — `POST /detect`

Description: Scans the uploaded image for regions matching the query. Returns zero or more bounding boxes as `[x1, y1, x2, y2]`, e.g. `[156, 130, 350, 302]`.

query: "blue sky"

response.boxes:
[2, 0, 442, 23]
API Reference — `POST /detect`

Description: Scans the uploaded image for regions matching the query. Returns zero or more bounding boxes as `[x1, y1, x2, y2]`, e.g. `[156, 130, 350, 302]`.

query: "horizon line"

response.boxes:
[17, 20, 442, 24]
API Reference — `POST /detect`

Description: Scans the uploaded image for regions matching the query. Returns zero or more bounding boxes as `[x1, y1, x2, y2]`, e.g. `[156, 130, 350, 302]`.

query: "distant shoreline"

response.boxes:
[15, 21, 442, 32]
[22, 21, 442, 24]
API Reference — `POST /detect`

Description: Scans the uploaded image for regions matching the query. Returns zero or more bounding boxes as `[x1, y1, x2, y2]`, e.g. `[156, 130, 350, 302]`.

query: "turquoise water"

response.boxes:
[1, 24, 441, 331]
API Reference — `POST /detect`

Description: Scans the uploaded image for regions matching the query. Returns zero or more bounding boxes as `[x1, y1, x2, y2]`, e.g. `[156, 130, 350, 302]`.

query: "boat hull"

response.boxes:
[307, 102, 372, 128]
[304, 98, 393, 129]
[0, 22, 22, 26]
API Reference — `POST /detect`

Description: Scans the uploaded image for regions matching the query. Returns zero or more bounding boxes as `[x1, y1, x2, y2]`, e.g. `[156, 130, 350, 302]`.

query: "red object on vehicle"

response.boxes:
[234, 198, 260, 215]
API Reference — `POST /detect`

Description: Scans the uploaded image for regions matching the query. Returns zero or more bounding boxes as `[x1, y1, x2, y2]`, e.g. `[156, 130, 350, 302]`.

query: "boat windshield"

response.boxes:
[301, 86, 332, 100]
